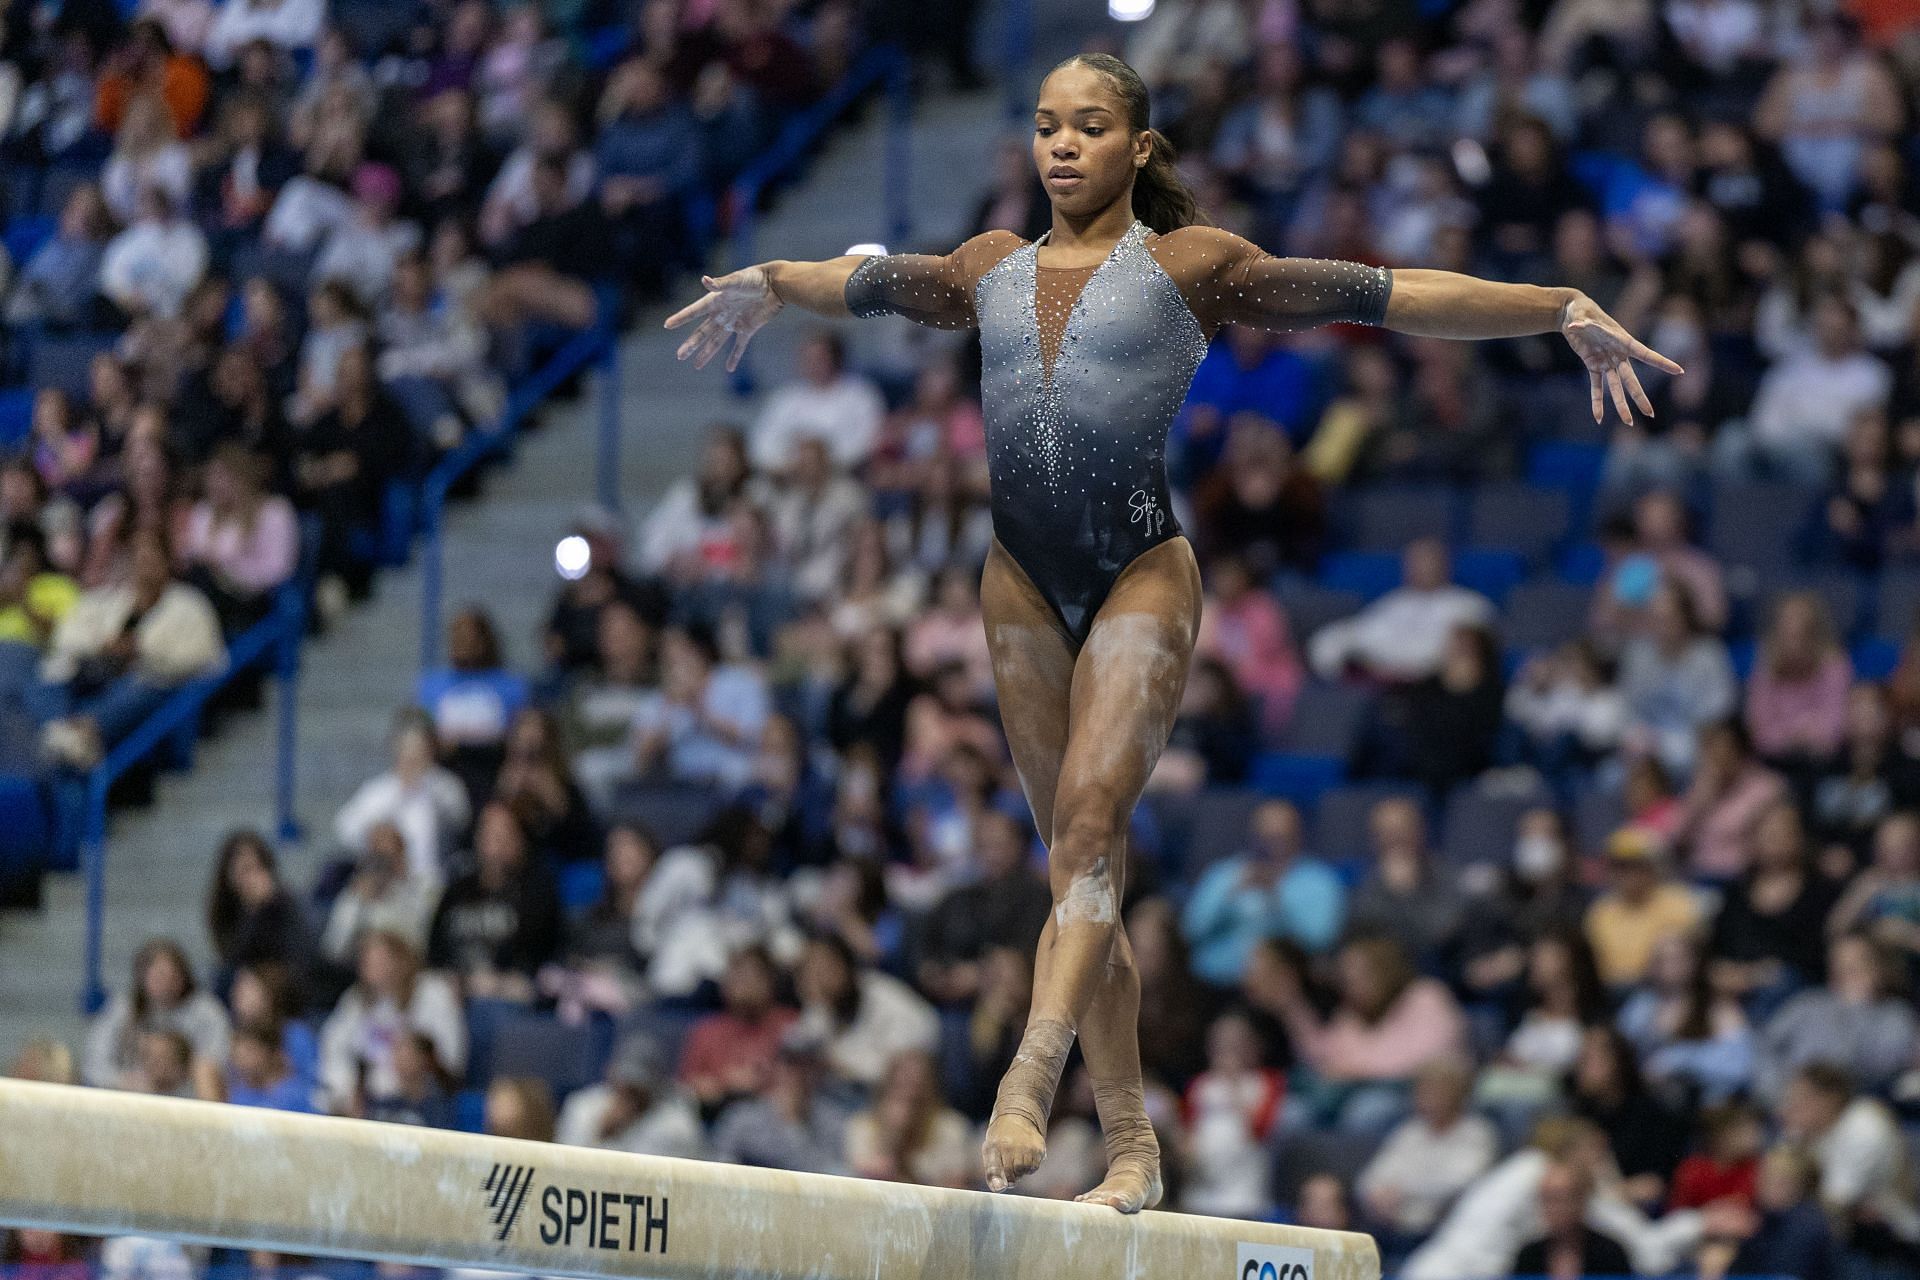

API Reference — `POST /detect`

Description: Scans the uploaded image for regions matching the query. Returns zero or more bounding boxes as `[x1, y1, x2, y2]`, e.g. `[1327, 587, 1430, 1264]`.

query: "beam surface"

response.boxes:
[0, 1079, 1378, 1280]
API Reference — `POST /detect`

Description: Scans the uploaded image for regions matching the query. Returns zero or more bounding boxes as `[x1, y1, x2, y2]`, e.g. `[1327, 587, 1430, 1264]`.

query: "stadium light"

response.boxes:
[1110, 0, 1155, 19]
[846, 242, 888, 256]
[554, 535, 591, 581]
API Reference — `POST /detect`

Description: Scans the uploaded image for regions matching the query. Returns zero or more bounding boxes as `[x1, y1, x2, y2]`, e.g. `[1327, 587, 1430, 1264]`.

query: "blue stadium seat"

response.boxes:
[1729, 638, 1757, 681]
[1876, 566, 1920, 642]
[0, 387, 35, 449]
[1249, 753, 1345, 806]
[1572, 786, 1626, 857]
[1467, 484, 1572, 569]
[1854, 637, 1900, 681]
[1338, 487, 1458, 552]
[1273, 580, 1362, 646]
[1441, 778, 1555, 869]
[2, 215, 55, 267]
[560, 860, 605, 912]
[489, 1010, 615, 1100]
[1277, 682, 1375, 760]
[1708, 483, 1815, 576]
[1318, 551, 1401, 602]
[1500, 581, 1593, 652]
[1175, 788, 1267, 880]
[1454, 548, 1527, 604]
[1526, 441, 1607, 508]
[1556, 541, 1608, 585]
[26, 331, 117, 398]
[1312, 782, 1424, 861]
[453, 1089, 488, 1132]
[606, 783, 725, 848]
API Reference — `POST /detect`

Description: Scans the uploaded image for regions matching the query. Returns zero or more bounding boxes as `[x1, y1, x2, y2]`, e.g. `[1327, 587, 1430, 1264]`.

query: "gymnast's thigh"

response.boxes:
[981, 538, 1076, 838]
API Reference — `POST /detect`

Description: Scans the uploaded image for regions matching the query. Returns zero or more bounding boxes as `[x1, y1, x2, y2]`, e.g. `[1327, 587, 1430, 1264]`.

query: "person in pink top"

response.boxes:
[1745, 591, 1853, 767]
[1195, 552, 1304, 738]
[675, 945, 797, 1111]
[1676, 720, 1789, 882]
[1267, 933, 1468, 1132]
[179, 442, 298, 632]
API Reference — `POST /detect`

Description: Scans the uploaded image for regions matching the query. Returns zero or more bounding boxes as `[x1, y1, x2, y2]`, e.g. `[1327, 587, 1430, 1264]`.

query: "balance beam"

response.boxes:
[0, 1079, 1376, 1280]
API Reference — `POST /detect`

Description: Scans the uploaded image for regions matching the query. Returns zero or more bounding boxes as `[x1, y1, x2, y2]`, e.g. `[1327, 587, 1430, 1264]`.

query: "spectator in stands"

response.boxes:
[1346, 797, 1467, 972]
[333, 710, 470, 883]
[83, 937, 230, 1087]
[1133, 900, 1214, 1091]
[1754, 12, 1902, 209]
[1775, 1062, 1920, 1259]
[1512, 1161, 1635, 1279]
[1708, 800, 1843, 1006]
[1617, 931, 1755, 1104]
[204, 827, 312, 998]
[638, 425, 753, 581]
[1151, 655, 1257, 792]
[794, 933, 938, 1090]
[1674, 719, 1788, 882]
[318, 930, 465, 1115]
[768, 435, 865, 602]
[36, 530, 224, 769]
[1828, 811, 1920, 971]
[749, 331, 885, 473]
[101, 94, 192, 223]
[359, 1029, 457, 1129]
[912, 810, 1048, 1004]
[484, 1076, 556, 1143]
[1810, 692, 1915, 860]
[1746, 592, 1853, 773]
[311, 162, 420, 308]
[0, 1230, 90, 1280]
[1178, 1010, 1285, 1218]
[1269, 934, 1469, 1132]
[1584, 827, 1702, 988]
[1309, 539, 1494, 684]
[902, 566, 992, 697]
[1667, 1101, 1764, 1212]
[179, 443, 298, 633]
[1820, 409, 1915, 570]
[1209, 43, 1340, 241]
[1357, 1055, 1499, 1237]
[376, 253, 489, 454]
[1618, 582, 1737, 777]
[492, 706, 596, 861]
[1481, 930, 1611, 1098]
[1590, 490, 1728, 643]
[1193, 418, 1325, 576]
[294, 343, 408, 608]
[1756, 932, 1917, 1103]
[677, 944, 797, 1110]
[4, 182, 109, 328]
[427, 798, 563, 1000]
[557, 1032, 706, 1159]
[416, 607, 529, 800]
[626, 622, 769, 793]
[1461, 809, 1592, 995]
[100, 185, 208, 320]
[193, 90, 298, 251]
[1713, 1145, 1836, 1280]
[202, 1019, 314, 1113]
[844, 1048, 975, 1188]
[478, 154, 605, 333]
[1565, 1027, 1686, 1202]
[479, 97, 593, 249]
[1380, 623, 1506, 799]
[320, 819, 437, 971]
[1181, 799, 1344, 985]
[593, 58, 701, 295]
[0, 525, 78, 666]
[710, 1034, 851, 1175]
[1194, 553, 1303, 738]
[129, 1028, 196, 1098]
[1726, 295, 1891, 486]
[204, 0, 324, 70]
[227, 961, 315, 1088]
[548, 821, 656, 1004]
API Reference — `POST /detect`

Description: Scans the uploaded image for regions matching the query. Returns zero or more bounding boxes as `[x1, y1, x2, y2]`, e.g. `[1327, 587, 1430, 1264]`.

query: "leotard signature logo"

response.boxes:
[1128, 489, 1165, 535]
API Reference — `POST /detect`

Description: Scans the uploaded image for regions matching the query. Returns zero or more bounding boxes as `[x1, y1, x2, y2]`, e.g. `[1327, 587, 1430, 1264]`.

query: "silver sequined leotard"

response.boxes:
[846, 221, 1392, 643]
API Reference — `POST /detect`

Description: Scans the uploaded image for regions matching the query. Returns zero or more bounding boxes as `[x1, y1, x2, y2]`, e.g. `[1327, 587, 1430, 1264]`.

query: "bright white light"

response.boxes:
[554, 535, 591, 580]
[846, 242, 888, 256]
[1109, 0, 1154, 19]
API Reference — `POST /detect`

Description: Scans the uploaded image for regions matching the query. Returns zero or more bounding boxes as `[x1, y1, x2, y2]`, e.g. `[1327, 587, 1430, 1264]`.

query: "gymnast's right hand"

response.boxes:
[664, 265, 783, 372]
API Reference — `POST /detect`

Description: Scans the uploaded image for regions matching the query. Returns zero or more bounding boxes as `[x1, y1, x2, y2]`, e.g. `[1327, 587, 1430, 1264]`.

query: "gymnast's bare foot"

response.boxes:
[1075, 1154, 1164, 1213]
[982, 1112, 1049, 1192]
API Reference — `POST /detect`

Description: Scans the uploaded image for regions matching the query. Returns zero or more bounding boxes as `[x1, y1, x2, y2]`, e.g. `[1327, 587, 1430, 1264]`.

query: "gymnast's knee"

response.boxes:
[1049, 804, 1121, 911]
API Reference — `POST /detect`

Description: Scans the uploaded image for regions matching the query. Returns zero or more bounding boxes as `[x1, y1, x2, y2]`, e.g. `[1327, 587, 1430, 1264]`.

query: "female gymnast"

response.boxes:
[666, 52, 1677, 1213]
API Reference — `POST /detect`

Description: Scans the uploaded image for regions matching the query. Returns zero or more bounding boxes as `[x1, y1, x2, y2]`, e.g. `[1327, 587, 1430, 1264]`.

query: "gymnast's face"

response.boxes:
[1032, 64, 1149, 223]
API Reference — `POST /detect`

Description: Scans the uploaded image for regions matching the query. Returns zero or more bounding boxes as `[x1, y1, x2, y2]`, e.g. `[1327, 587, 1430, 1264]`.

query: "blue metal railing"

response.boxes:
[79, 585, 306, 1012]
[417, 315, 621, 670]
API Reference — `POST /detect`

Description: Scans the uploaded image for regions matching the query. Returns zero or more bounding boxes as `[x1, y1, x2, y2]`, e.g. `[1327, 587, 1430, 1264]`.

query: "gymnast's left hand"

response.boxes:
[1558, 291, 1684, 426]
[664, 265, 783, 372]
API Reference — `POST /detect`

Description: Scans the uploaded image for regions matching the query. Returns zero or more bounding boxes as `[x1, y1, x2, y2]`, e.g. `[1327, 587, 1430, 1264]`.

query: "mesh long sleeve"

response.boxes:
[842, 230, 1024, 330]
[1149, 224, 1393, 335]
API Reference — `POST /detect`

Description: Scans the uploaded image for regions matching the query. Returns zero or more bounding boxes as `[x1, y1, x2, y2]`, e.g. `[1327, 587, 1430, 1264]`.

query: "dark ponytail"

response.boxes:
[1050, 52, 1209, 234]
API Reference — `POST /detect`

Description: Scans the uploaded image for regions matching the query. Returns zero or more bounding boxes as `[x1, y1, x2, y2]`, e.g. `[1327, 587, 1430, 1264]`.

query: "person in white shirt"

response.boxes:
[478, 100, 595, 248]
[555, 1032, 707, 1159]
[205, 0, 326, 70]
[1357, 1055, 1500, 1235]
[100, 96, 193, 224]
[317, 930, 465, 1113]
[1309, 538, 1495, 682]
[794, 934, 939, 1089]
[767, 437, 868, 601]
[100, 186, 209, 319]
[626, 624, 770, 793]
[1777, 1061, 1920, 1248]
[749, 331, 886, 473]
[1721, 295, 1891, 486]
[320, 821, 440, 966]
[332, 711, 471, 881]
[310, 162, 421, 306]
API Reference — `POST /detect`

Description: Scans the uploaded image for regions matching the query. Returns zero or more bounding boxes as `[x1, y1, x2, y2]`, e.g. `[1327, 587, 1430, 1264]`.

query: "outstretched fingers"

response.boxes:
[1627, 334, 1684, 377]
[1619, 359, 1655, 418]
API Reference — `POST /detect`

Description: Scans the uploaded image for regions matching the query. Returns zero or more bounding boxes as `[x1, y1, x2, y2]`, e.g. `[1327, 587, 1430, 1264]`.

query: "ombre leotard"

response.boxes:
[846, 222, 1392, 643]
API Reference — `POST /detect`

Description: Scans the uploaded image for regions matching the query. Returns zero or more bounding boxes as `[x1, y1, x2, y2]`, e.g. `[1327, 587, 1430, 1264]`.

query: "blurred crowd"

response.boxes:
[11, 0, 1920, 1279]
